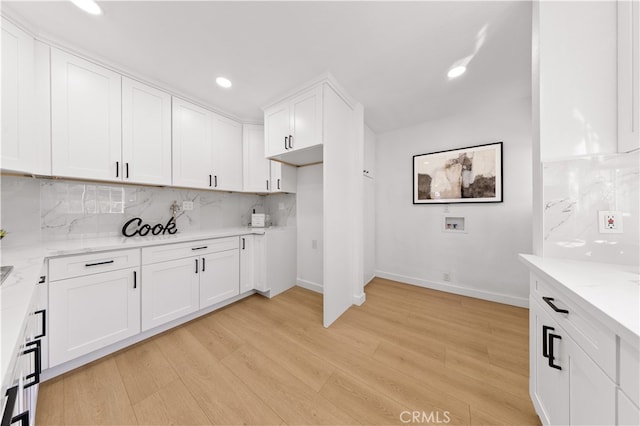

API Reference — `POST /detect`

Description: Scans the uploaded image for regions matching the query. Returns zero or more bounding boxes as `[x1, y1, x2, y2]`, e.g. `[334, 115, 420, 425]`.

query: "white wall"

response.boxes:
[296, 164, 323, 292]
[375, 97, 533, 306]
[363, 125, 376, 285]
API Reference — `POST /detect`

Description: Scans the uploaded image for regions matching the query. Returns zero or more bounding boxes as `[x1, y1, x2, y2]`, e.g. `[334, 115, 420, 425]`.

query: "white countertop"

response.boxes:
[519, 254, 640, 344]
[0, 227, 273, 394]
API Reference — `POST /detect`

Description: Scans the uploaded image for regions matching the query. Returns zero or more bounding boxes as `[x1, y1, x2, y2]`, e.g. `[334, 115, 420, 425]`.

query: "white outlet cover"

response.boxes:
[182, 201, 194, 211]
[598, 211, 623, 233]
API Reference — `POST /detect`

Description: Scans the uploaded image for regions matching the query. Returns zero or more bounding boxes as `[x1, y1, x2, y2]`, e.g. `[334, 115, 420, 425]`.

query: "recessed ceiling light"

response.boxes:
[447, 65, 466, 79]
[216, 77, 232, 89]
[70, 0, 102, 15]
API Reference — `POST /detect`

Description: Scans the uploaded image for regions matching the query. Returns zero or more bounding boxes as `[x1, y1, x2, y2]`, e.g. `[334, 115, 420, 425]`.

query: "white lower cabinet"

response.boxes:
[200, 249, 240, 308]
[239, 235, 255, 293]
[49, 267, 140, 367]
[141, 237, 241, 330]
[141, 257, 200, 331]
[529, 274, 629, 426]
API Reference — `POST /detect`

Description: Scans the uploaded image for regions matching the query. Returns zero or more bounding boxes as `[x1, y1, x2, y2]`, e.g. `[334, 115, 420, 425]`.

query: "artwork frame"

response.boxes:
[413, 141, 503, 204]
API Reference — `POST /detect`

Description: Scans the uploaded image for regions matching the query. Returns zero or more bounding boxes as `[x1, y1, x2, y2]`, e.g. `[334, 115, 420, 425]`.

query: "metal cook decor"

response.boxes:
[121, 217, 178, 237]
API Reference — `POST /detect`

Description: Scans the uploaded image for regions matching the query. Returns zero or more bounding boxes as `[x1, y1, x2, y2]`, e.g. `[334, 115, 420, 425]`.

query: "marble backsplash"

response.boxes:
[543, 151, 639, 266]
[0, 175, 296, 247]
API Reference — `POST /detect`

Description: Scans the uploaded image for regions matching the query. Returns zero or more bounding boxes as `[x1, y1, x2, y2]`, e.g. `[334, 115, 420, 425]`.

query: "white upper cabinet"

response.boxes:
[243, 124, 271, 193]
[51, 48, 122, 181]
[1, 18, 36, 173]
[618, 0, 640, 153]
[264, 85, 323, 165]
[211, 113, 243, 191]
[122, 77, 172, 185]
[172, 97, 213, 189]
[270, 161, 297, 193]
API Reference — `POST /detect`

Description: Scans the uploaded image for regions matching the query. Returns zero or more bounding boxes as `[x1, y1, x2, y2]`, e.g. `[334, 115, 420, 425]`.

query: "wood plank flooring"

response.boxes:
[36, 278, 540, 425]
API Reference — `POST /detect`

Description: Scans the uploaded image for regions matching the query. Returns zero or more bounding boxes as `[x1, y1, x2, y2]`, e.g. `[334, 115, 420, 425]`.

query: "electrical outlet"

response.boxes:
[443, 273, 451, 282]
[598, 211, 623, 233]
[182, 201, 194, 211]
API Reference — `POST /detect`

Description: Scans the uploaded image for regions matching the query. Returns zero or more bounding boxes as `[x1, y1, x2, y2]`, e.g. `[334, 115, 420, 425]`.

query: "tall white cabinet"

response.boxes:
[618, 0, 640, 153]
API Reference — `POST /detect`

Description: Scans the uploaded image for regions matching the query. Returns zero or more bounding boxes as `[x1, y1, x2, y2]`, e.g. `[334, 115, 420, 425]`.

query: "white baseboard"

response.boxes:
[353, 292, 366, 305]
[374, 270, 529, 308]
[296, 278, 323, 294]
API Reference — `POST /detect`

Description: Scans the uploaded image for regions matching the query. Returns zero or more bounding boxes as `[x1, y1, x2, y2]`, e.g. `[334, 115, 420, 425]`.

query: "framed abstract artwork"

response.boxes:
[413, 142, 503, 204]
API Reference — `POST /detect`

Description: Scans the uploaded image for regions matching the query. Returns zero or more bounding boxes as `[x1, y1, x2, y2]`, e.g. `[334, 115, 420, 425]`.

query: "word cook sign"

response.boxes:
[122, 217, 178, 237]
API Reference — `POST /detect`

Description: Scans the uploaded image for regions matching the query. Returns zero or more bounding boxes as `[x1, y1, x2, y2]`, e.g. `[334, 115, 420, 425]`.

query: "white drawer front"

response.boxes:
[141, 237, 239, 265]
[49, 249, 140, 281]
[620, 338, 640, 407]
[532, 274, 616, 380]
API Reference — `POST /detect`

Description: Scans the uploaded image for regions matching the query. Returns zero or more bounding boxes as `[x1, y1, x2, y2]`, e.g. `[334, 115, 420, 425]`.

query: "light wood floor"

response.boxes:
[36, 278, 540, 425]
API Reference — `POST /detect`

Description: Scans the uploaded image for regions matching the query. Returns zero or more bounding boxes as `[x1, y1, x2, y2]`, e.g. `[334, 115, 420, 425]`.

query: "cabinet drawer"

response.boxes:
[49, 249, 140, 281]
[141, 237, 239, 265]
[620, 338, 640, 407]
[531, 274, 616, 380]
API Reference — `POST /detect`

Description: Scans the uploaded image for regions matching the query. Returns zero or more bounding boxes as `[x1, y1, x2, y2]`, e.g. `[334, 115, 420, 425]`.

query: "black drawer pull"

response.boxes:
[85, 260, 114, 267]
[38, 276, 46, 284]
[34, 309, 46, 339]
[209, 174, 212, 187]
[195, 258, 199, 274]
[542, 297, 569, 314]
[191, 246, 208, 251]
[277, 178, 281, 190]
[202, 257, 206, 272]
[24, 340, 41, 388]
[116, 161, 119, 178]
[242, 237, 245, 250]
[548, 333, 562, 370]
[284, 136, 289, 150]
[542, 325, 554, 358]
[133, 271, 137, 289]
[214, 175, 218, 187]
[288, 135, 293, 149]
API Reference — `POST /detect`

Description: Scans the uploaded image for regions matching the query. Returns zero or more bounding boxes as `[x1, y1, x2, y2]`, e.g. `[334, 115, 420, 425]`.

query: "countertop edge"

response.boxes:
[519, 254, 640, 346]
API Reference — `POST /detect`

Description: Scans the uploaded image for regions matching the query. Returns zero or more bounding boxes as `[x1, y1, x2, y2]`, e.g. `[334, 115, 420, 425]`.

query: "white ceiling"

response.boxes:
[3, 1, 532, 134]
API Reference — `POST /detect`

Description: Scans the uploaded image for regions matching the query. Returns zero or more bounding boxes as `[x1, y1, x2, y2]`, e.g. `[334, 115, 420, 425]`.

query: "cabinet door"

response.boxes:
[1, 18, 35, 173]
[531, 300, 569, 426]
[199, 249, 239, 308]
[51, 48, 122, 181]
[619, 389, 640, 426]
[172, 98, 213, 189]
[212, 114, 243, 191]
[270, 161, 297, 193]
[141, 257, 199, 331]
[618, 0, 640, 153]
[49, 268, 140, 367]
[264, 102, 290, 157]
[567, 336, 616, 425]
[290, 86, 323, 151]
[243, 124, 270, 192]
[122, 77, 172, 185]
[239, 236, 254, 293]
[254, 235, 267, 291]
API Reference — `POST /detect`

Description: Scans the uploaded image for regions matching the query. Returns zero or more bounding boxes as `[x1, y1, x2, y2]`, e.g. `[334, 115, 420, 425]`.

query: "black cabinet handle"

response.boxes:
[542, 325, 554, 358]
[126, 162, 129, 179]
[85, 260, 114, 267]
[34, 309, 46, 339]
[116, 161, 119, 178]
[191, 246, 208, 251]
[277, 178, 281, 190]
[542, 297, 569, 314]
[214, 175, 218, 187]
[1, 385, 29, 426]
[266, 180, 269, 191]
[548, 333, 562, 370]
[288, 135, 293, 149]
[195, 259, 199, 274]
[209, 174, 212, 187]
[284, 136, 289, 150]
[24, 340, 41, 388]
[242, 237, 245, 250]
[38, 275, 46, 284]
[133, 271, 137, 289]
[202, 257, 205, 272]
